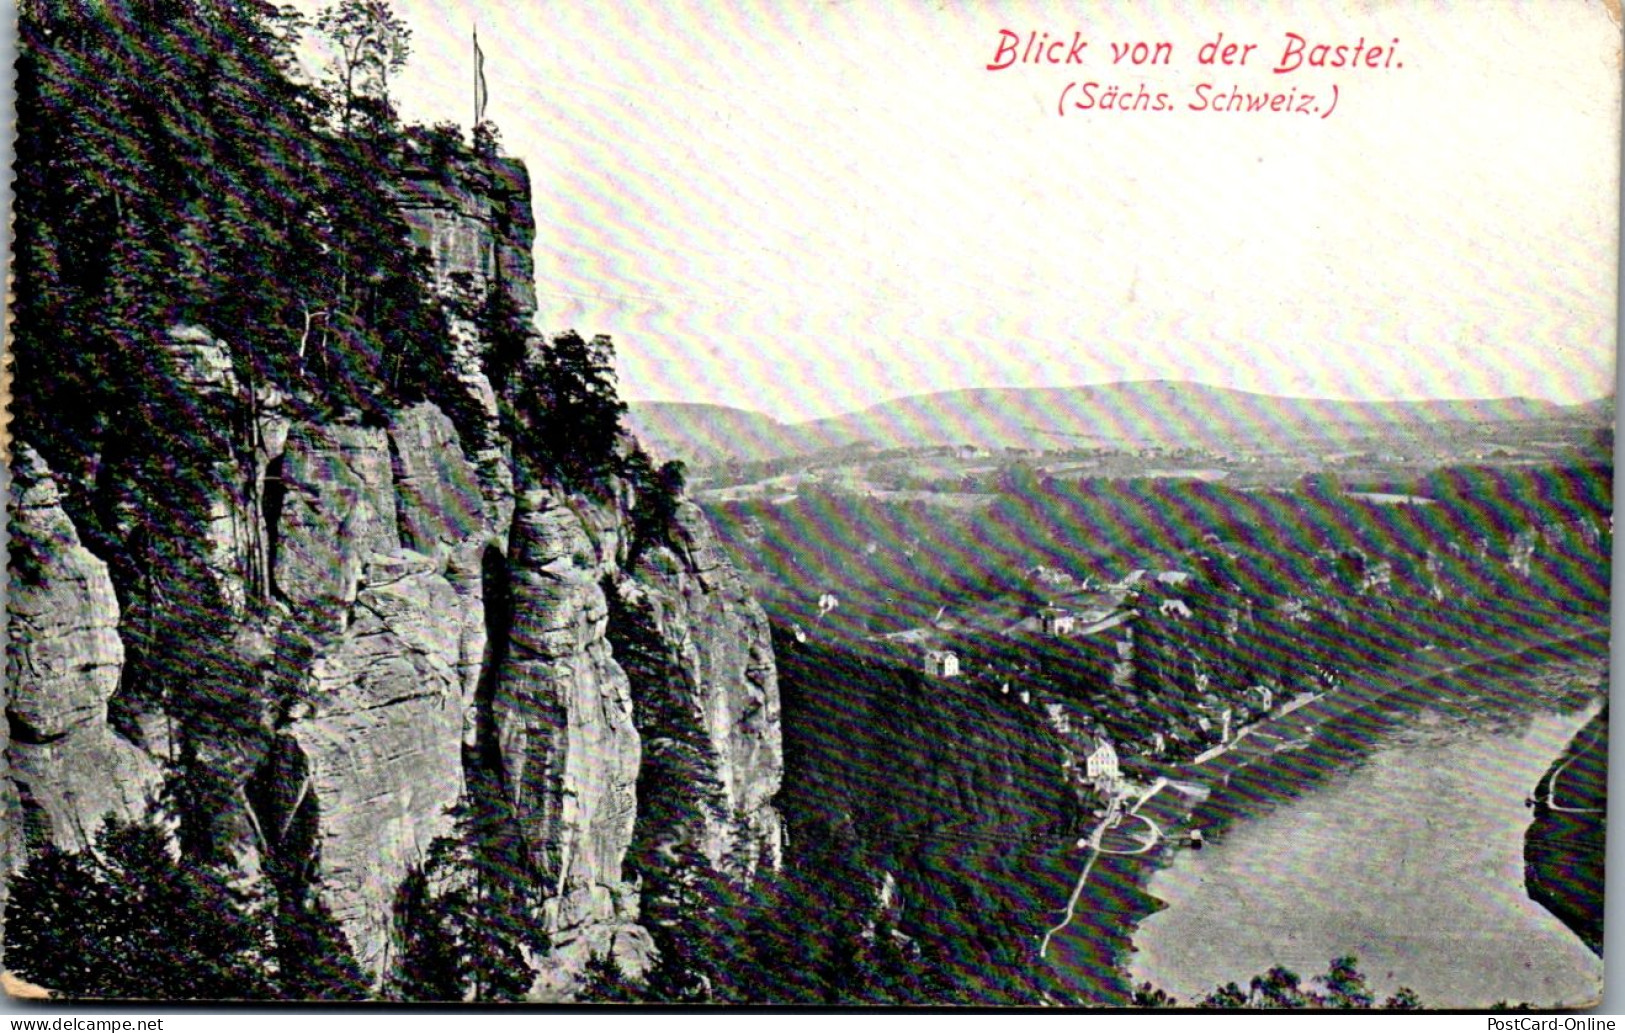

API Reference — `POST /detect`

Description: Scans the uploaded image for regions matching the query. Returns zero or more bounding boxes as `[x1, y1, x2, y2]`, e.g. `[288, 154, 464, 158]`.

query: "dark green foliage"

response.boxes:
[624, 448, 688, 566]
[637, 845, 739, 1003]
[386, 865, 464, 1001]
[769, 631, 1074, 1004]
[1187, 956, 1421, 1010]
[271, 891, 371, 1002]
[14, 0, 467, 507]
[1526, 705, 1607, 956]
[721, 450, 1610, 760]
[476, 280, 535, 405]
[389, 555, 543, 1003]
[1298, 470, 1343, 501]
[1197, 982, 1250, 1009]
[577, 953, 636, 1003]
[509, 331, 629, 490]
[1132, 982, 1177, 1007]
[253, 757, 368, 999]
[4, 818, 274, 1000]
[706, 493, 1024, 639]
[609, 576, 742, 1003]
[841, 929, 947, 1004]
[1317, 954, 1375, 1009]
[386, 791, 548, 1002]
[607, 565, 941, 1004]
[12, 0, 474, 781]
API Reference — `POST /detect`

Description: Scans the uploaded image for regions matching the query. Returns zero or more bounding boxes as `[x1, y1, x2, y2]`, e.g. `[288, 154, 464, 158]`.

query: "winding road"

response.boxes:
[1039, 778, 1167, 958]
[1544, 713, 1606, 815]
[1096, 812, 1162, 856]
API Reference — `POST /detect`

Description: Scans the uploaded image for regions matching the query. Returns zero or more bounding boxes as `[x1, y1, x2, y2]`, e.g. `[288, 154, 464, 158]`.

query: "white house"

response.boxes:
[1158, 598, 1193, 619]
[1251, 684, 1274, 712]
[1085, 737, 1120, 781]
[1040, 608, 1077, 637]
[1027, 564, 1077, 590]
[924, 649, 960, 678]
[1043, 702, 1071, 735]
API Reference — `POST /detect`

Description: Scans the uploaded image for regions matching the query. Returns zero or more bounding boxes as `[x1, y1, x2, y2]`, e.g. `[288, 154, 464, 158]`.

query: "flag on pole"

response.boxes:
[474, 28, 488, 126]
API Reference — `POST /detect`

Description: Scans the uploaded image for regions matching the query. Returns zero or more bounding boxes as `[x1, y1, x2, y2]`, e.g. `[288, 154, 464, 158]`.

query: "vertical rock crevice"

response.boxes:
[622, 500, 785, 875]
[262, 454, 287, 600]
[489, 482, 650, 997]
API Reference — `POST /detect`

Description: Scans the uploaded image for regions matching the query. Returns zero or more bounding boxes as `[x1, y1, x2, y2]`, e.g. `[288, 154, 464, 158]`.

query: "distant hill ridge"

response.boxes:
[629, 380, 1609, 464]
[623, 401, 852, 465]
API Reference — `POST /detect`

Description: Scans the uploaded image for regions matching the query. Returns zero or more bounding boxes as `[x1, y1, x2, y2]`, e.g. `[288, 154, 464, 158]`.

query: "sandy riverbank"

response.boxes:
[1040, 607, 1611, 1006]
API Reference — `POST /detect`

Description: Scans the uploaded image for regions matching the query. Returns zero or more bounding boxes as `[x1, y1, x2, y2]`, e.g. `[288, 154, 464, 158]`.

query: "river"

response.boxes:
[1127, 645, 1607, 1009]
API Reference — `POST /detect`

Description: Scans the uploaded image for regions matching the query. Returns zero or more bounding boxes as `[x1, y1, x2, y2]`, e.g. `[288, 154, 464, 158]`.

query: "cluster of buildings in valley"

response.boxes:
[848, 537, 1450, 803]
[891, 560, 1333, 803]
[895, 567, 1196, 805]
[907, 565, 1188, 686]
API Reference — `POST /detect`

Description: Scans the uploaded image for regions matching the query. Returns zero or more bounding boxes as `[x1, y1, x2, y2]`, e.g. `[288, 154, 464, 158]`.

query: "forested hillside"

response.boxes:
[6, 0, 775, 1002]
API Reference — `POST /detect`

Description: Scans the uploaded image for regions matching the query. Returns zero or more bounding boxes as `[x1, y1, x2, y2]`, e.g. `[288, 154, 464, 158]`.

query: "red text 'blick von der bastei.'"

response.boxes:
[984, 30, 1404, 119]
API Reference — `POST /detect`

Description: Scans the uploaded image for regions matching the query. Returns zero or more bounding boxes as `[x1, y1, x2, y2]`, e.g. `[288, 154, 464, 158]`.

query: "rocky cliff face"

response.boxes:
[621, 501, 783, 871]
[4, 155, 782, 997]
[6, 446, 162, 855]
[490, 481, 650, 995]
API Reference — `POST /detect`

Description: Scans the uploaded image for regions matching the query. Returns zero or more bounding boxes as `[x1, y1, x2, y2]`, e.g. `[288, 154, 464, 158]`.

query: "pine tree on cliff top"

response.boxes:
[509, 331, 630, 491]
[315, 0, 411, 137]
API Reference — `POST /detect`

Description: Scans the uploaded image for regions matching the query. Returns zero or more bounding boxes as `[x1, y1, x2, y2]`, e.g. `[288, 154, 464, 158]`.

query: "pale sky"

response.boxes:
[359, 1, 1617, 421]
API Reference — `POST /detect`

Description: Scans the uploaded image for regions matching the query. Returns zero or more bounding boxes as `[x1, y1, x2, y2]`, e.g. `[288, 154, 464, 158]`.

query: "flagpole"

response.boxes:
[472, 25, 489, 135]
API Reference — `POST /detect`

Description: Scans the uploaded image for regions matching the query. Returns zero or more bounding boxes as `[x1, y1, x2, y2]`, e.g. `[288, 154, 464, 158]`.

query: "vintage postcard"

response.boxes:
[3, 0, 1616, 1010]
